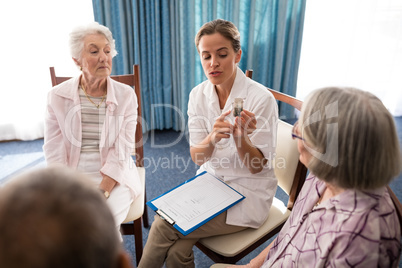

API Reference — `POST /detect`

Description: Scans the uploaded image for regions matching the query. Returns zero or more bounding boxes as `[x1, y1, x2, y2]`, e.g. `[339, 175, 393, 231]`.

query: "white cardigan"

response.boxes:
[43, 76, 142, 199]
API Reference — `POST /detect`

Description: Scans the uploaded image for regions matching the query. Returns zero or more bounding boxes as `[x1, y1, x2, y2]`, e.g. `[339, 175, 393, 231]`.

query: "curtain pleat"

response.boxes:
[92, 0, 306, 130]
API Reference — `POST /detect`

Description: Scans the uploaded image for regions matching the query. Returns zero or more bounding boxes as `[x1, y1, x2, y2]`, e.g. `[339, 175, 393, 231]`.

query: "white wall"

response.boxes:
[0, 0, 94, 140]
[297, 0, 402, 116]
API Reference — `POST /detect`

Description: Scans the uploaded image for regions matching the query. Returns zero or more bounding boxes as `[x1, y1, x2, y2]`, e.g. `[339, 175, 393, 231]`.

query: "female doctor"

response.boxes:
[139, 19, 278, 268]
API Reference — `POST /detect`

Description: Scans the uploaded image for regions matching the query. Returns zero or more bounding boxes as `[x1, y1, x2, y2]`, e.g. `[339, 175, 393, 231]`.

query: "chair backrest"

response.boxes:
[245, 69, 307, 209]
[386, 185, 402, 234]
[49, 65, 144, 168]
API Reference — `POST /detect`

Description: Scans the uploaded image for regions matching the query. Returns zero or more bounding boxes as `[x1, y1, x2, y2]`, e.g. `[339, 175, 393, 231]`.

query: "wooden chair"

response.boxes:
[387, 185, 402, 264]
[49, 65, 148, 265]
[194, 69, 308, 264]
[387, 185, 402, 232]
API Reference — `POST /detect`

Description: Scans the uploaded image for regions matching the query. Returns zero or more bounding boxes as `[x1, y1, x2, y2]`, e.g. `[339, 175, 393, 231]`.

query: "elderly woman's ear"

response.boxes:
[72, 58, 81, 69]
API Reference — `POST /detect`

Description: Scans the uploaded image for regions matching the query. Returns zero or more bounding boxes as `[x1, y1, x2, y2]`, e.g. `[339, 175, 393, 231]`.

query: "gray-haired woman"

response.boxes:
[43, 22, 142, 233]
[228, 87, 401, 267]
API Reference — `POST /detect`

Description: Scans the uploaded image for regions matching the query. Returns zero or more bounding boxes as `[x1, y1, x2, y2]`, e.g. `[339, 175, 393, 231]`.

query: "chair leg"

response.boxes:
[142, 191, 149, 228]
[134, 218, 143, 265]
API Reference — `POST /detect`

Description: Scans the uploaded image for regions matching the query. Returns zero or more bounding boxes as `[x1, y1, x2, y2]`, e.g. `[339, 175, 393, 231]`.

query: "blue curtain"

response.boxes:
[92, 0, 306, 131]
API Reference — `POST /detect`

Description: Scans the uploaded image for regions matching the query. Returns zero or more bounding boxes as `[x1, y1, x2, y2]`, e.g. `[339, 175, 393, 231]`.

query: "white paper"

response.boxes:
[151, 172, 244, 233]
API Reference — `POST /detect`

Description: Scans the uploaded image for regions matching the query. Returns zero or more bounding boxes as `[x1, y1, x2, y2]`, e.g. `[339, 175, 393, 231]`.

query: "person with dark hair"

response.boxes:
[0, 166, 134, 268]
[139, 19, 278, 268]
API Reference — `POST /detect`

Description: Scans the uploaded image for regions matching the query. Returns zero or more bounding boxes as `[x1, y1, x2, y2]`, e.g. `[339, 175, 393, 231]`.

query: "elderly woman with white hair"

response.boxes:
[43, 22, 142, 231]
[225, 87, 401, 267]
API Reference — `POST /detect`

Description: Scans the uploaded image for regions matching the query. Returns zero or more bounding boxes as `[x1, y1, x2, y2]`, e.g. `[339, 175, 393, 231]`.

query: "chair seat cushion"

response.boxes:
[198, 197, 290, 257]
[210, 264, 230, 268]
[123, 167, 145, 222]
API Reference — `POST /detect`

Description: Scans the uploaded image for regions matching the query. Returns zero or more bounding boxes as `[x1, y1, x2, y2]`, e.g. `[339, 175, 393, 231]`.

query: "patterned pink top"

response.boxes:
[262, 173, 401, 267]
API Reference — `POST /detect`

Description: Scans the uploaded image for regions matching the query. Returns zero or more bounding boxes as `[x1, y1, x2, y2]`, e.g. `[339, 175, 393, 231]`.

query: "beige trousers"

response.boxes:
[138, 211, 247, 268]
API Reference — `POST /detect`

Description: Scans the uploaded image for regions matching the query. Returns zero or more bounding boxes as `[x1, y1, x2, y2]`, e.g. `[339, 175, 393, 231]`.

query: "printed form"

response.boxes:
[149, 171, 244, 235]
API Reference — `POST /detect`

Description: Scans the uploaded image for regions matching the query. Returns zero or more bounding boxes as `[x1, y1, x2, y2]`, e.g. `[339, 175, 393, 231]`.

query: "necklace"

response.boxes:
[81, 83, 107, 109]
[314, 193, 324, 208]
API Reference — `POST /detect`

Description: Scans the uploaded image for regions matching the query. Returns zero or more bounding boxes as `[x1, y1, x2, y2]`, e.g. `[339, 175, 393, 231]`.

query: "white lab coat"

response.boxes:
[187, 67, 278, 228]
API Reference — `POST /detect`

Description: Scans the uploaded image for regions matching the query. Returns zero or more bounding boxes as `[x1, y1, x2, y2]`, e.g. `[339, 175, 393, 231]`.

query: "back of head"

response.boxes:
[299, 87, 402, 190]
[0, 166, 121, 268]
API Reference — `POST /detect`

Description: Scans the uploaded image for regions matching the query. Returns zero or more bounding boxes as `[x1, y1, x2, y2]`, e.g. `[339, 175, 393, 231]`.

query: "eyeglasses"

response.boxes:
[291, 121, 304, 141]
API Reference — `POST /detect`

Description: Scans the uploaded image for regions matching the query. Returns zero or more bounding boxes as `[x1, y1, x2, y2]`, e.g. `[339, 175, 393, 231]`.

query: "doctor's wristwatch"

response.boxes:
[100, 189, 110, 199]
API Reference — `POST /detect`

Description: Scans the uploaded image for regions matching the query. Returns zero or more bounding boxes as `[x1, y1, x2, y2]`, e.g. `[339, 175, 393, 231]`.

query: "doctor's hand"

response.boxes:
[233, 109, 257, 138]
[210, 110, 233, 144]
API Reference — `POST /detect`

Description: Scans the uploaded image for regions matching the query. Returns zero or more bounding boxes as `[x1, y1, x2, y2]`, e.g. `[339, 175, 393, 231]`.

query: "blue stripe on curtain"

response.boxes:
[92, 0, 306, 131]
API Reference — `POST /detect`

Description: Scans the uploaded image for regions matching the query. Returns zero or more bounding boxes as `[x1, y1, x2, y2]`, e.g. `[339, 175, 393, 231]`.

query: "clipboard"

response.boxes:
[147, 171, 245, 236]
